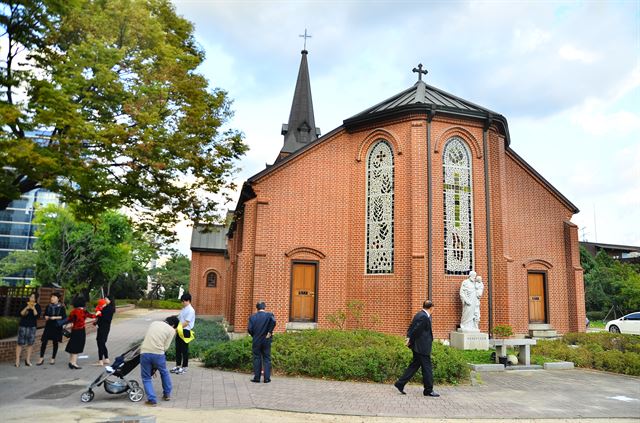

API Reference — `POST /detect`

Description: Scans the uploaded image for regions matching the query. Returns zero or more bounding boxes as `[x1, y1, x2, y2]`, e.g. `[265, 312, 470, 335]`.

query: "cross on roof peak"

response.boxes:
[299, 28, 312, 51]
[412, 63, 428, 82]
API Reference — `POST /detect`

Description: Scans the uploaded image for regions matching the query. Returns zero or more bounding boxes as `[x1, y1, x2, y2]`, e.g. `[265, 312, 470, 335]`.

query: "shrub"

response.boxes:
[0, 317, 19, 339]
[492, 324, 513, 338]
[562, 332, 640, 354]
[532, 333, 640, 376]
[166, 318, 229, 360]
[204, 329, 470, 384]
[586, 311, 606, 321]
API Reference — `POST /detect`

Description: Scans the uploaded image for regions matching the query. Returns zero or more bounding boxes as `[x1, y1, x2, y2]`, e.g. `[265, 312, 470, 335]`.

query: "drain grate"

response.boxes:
[26, 383, 84, 400]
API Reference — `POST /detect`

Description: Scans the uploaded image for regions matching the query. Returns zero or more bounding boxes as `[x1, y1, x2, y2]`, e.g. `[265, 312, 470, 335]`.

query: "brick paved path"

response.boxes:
[0, 309, 638, 419]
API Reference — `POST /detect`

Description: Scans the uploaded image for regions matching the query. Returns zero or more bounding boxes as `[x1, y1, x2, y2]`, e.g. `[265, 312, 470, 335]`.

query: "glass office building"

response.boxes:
[0, 189, 60, 285]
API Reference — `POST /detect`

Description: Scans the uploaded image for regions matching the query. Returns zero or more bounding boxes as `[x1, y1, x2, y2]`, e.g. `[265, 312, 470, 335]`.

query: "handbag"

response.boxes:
[63, 328, 72, 338]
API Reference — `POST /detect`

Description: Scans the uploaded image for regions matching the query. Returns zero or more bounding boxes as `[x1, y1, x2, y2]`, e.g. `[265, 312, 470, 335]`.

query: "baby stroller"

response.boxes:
[80, 344, 144, 403]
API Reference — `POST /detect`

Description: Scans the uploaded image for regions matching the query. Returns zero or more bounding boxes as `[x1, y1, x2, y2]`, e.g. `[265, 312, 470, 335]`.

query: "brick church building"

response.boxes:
[190, 50, 586, 339]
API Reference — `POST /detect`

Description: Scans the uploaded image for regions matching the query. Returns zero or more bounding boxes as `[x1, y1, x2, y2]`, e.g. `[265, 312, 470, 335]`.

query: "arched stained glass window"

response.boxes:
[443, 137, 474, 274]
[366, 140, 394, 274]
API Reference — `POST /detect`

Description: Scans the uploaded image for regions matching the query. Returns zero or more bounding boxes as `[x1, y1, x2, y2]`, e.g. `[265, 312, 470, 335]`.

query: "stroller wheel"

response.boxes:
[128, 386, 144, 402]
[80, 390, 95, 403]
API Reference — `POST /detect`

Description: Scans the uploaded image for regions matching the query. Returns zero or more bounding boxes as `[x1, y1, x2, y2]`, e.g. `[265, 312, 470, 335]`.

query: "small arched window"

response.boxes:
[366, 140, 394, 274]
[206, 272, 217, 288]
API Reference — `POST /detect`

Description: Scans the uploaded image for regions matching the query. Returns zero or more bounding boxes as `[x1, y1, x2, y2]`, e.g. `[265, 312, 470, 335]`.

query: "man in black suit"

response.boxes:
[248, 301, 276, 383]
[394, 300, 440, 397]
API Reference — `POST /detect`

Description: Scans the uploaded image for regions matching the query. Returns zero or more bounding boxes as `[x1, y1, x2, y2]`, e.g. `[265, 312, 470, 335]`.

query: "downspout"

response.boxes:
[483, 114, 494, 337]
[427, 106, 435, 300]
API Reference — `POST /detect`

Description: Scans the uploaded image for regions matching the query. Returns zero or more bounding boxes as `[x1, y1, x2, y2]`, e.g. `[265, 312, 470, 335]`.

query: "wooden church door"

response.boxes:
[290, 262, 317, 322]
[528, 273, 547, 323]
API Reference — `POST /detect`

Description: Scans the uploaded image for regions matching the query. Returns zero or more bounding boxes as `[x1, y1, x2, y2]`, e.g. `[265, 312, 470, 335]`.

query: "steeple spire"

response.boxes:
[279, 48, 320, 160]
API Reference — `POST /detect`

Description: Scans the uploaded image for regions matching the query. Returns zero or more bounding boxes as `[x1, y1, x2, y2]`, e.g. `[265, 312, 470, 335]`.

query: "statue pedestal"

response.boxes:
[450, 330, 489, 350]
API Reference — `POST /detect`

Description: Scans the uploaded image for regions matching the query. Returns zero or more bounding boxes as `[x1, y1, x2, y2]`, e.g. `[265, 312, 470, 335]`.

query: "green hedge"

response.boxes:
[165, 318, 229, 360]
[135, 299, 182, 309]
[532, 333, 640, 375]
[203, 329, 470, 384]
[0, 317, 19, 339]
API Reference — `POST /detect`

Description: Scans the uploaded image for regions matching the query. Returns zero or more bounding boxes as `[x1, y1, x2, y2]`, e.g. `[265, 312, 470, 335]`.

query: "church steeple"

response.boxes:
[279, 48, 320, 160]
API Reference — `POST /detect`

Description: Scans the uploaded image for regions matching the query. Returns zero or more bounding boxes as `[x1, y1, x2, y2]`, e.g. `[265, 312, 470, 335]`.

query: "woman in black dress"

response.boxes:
[94, 295, 115, 366]
[37, 291, 66, 365]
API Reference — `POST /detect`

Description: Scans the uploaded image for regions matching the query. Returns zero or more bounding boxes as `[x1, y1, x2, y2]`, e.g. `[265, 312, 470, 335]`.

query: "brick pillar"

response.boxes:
[564, 220, 586, 332]
[410, 120, 428, 310]
[233, 199, 258, 333]
[488, 130, 511, 329]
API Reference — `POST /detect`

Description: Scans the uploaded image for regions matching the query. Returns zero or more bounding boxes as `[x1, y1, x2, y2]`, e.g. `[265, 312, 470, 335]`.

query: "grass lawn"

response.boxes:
[588, 320, 606, 329]
[458, 347, 559, 366]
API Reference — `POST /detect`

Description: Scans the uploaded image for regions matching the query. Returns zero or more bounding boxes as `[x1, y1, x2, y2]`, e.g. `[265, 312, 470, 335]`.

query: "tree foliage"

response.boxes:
[582, 246, 640, 316]
[151, 253, 190, 299]
[32, 204, 156, 297]
[0, 249, 36, 281]
[1, 0, 247, 239]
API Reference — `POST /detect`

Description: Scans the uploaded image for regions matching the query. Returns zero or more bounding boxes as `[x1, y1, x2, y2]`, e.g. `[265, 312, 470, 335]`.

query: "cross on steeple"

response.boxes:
[299, 29, 312, 50]
[412, 63, 428, 82]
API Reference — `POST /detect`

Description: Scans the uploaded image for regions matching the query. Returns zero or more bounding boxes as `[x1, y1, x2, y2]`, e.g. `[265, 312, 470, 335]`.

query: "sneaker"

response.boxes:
[145, 400, 157, 407]
[162, 394, 170, 401]
[169, 366, 181, 373]
[175, 367, 187, 375]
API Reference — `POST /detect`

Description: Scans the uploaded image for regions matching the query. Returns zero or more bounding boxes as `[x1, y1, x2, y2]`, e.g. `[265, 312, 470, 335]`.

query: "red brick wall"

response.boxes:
[207, 112, 583, 338]
[503, 151, 585, 334]
[190, 251, 227, 316]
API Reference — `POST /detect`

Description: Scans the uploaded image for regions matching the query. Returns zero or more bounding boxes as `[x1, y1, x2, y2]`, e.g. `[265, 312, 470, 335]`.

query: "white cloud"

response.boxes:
[559, 44, 599, 63]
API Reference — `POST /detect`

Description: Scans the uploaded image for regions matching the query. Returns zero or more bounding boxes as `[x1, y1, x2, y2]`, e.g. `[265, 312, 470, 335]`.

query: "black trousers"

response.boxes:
[175, 333, 189, 368]
[252, 338, 272, 381]
[40, 339, 58, 359]
[397, 351, 434, 393]
[96, 324, 111, 360]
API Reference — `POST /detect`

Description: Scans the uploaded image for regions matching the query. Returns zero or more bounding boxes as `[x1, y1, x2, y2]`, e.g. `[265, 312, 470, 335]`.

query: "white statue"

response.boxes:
[459, 271, 479, 331]
[474, 276, 484, 329]
[178, 285, 184, 300]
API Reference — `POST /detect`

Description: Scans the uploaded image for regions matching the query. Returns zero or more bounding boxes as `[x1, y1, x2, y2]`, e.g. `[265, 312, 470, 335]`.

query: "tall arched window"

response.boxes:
[366, 140, 394, 274]
[443, 137, 474, 274]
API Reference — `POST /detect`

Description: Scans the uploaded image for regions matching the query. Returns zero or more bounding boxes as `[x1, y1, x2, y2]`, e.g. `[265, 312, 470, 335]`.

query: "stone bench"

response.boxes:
[489, 338, 537, 366]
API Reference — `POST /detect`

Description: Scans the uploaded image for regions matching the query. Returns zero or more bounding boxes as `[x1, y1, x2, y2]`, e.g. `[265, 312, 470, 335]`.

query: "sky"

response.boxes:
[169, 0, 640, 257]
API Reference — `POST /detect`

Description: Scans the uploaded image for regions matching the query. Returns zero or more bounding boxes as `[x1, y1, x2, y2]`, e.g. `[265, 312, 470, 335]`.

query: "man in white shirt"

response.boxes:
[140, 316, 178, 406]
[171, 293, 196, 375]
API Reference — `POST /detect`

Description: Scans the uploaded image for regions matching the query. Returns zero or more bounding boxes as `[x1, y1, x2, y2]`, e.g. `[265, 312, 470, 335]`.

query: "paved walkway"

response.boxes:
[0, 309, 638, 422]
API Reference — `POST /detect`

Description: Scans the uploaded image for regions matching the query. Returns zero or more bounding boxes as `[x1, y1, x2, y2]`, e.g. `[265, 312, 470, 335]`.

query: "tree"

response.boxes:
[0, 249, 37, 285]
[152, 253, 190, 299]
[582, 246, 640, 316]
[33, 204, 156, 297]
[1, 0, 247, 239]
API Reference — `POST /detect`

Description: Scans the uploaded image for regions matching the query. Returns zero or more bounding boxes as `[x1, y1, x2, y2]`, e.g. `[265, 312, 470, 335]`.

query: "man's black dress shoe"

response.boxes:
[393, 382, 406, 395]
[263, 379, 271, 383]
[250, 378, 260, 383]
[424, 391, 440, 397]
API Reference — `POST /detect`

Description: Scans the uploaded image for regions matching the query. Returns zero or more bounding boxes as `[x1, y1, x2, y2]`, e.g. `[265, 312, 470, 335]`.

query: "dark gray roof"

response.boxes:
[359, 81, 492, 114]
[279, 50, 320, 156]
[343, 80, 510, 144]
[190, 225, 227, 252]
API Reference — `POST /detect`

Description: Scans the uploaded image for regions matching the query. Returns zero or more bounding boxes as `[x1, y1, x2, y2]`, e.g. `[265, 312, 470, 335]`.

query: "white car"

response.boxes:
[605, 312, 640, 335]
